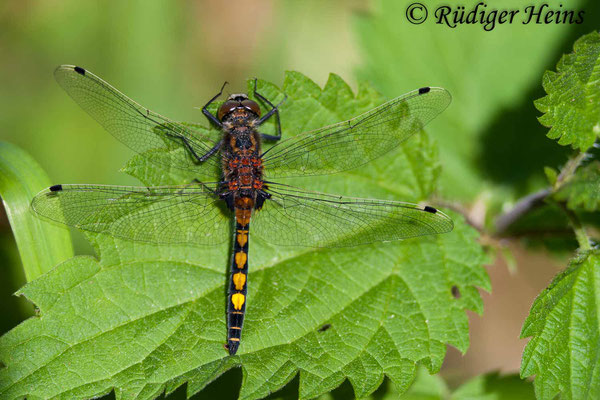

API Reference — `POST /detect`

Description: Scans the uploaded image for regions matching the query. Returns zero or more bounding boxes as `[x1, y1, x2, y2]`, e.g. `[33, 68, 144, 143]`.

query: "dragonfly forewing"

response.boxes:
[54, 65, 222, 181]
[261, 87, 451, 179]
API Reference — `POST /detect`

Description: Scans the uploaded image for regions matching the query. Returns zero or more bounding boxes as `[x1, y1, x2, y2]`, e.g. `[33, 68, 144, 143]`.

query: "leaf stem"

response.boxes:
[556, 151, 591, 250]
[560, 203, 591, 250]
[555, 151, 588, 189]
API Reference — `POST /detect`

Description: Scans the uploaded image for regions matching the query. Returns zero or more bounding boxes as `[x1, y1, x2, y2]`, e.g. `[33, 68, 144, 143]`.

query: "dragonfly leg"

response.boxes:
[177, 179, 220, 196]
[199, 139, 223, 162]
[260, 133, 281, 141]
[203, 81, 228, 128]
[162, 130, 206, 163]
[253, 78, 285, 141]
[162, 125, 221, 163]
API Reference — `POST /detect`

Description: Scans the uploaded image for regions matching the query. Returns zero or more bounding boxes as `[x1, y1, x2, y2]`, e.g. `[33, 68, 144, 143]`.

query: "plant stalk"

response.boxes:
[560, 203, 591, 250]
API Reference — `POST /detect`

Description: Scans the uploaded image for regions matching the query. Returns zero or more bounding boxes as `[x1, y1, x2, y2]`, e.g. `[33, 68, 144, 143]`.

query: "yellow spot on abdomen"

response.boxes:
[232, 272, 246, 290]
[231, 293, 245, 310]
[237, 230, 248, 247]
[235, 252, 247, 269]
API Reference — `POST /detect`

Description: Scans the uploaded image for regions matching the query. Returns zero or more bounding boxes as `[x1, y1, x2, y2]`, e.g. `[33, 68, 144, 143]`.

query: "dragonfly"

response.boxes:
[32, 65, 454, 355]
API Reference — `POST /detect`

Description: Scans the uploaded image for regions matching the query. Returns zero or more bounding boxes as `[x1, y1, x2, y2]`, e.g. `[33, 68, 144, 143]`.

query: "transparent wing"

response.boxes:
[31, 184, 230, 245]
[252, 183, 453, 247]
[261, 87, 451, 178]
[54, 65, 221, 180]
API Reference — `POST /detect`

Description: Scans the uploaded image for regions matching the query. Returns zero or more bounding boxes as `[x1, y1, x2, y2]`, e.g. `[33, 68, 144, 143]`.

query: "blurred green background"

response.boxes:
[1, 0, 598, 398]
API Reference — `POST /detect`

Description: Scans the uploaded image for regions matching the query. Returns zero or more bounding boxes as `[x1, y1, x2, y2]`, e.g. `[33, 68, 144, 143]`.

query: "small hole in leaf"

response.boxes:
[451, 285, 461, 299]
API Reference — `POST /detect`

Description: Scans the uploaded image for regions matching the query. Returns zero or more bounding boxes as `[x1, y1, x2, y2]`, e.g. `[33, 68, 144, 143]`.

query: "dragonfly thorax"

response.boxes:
[221, 114, 266, 212]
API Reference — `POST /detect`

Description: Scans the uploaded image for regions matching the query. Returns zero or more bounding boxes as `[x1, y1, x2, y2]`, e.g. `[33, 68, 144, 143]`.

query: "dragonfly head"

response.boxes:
[217, 94, 261, 121]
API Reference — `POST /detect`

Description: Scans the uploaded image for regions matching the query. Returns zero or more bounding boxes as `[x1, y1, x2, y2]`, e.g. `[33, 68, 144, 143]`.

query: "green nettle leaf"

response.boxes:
[554, 161, 600, 211]
[521, 251, 600, 400]
[0, 72, 489, 400]
[535, 31, 600, 151]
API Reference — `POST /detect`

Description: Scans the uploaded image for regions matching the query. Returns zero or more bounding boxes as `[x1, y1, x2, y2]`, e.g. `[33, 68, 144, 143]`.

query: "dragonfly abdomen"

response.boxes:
[226, 197, 253, 355]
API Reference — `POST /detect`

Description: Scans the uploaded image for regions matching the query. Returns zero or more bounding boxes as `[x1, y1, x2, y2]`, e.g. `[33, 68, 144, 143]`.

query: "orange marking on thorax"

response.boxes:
[252, 180, 263, 190]
[235, 252, 247, 269]
[228, 181, 239, 191]
[240, 176, 252, 186]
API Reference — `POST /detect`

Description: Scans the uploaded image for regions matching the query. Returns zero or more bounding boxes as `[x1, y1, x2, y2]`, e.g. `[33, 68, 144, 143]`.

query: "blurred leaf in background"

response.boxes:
[355, 0, 599, 203]
[0, 142, 73, 281]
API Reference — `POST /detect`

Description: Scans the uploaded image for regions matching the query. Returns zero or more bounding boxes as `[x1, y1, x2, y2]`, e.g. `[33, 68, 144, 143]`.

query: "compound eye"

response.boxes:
[218, 100, 239, 120]
[241, 99, 261, 116]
